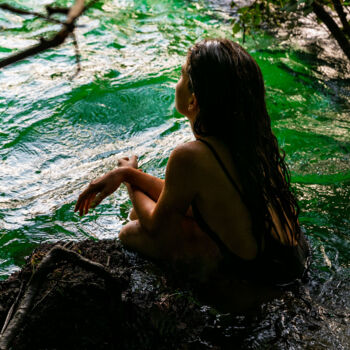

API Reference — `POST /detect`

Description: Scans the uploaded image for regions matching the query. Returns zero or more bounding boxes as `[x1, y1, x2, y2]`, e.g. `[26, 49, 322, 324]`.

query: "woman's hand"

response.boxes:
[117, 155, 138, 169]
[74, 169, 124, 216]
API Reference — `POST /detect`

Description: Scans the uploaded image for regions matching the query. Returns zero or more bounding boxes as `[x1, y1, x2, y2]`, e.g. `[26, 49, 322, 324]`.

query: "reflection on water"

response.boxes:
[0, 0, 349, 348]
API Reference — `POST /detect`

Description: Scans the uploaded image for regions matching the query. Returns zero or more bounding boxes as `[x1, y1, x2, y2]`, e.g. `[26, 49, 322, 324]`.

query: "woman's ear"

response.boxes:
[188, 93, 199, 114]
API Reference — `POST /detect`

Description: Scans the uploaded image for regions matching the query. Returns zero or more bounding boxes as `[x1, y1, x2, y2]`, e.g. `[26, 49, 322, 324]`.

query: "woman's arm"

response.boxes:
[118, 156, 164, 201]
[123, 169, 164, 202]
[75, 145, 195, 228]
[75, 167, 164, 216]
[125, 145, 197, 234]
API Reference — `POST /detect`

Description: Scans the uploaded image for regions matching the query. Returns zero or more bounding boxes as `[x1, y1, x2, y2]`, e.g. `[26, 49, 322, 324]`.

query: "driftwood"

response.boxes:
[0, 245, 122, 350]
[0, 0, 97, 72]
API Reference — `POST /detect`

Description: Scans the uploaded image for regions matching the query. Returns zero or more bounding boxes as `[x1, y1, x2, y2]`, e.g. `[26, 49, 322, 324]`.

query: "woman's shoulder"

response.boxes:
[166, 141, 209, 181]
[170, 141, 204, 163]
[163, 142, 205, 192]
[170, 138, 236, 175]
[172, 140, 204, 152]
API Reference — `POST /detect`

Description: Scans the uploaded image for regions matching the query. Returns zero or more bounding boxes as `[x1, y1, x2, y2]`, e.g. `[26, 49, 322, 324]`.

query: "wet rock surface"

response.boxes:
[0, 239, 349, 349]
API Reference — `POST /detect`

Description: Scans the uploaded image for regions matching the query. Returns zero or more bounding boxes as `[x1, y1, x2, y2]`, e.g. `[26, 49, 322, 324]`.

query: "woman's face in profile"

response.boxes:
[175, 63, 192, 117]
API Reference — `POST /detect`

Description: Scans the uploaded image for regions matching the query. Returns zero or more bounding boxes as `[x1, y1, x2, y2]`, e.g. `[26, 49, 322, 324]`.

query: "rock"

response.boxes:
[0, 240, 225, 349]
[0, 239, 348, 349]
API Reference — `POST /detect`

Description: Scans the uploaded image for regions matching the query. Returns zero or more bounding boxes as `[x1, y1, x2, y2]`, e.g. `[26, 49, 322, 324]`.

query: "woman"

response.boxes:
[75, 39, 310, 310]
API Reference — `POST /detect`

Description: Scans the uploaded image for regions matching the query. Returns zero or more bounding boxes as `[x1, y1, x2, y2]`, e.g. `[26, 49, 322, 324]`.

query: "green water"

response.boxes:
[0, 0, 349, 305]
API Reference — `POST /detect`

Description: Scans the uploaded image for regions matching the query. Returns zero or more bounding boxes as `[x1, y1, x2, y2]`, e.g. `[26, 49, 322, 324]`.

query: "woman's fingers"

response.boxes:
[74, 192, 84, 212]
[80, 193, 91, 217]
[75, 183, 95, 210]
[75, 192, 88, 215]
[83, 193, 95, 215]
[131, 155, 138, 166]
[117, 155, 138, 168]
[76, 192, 96, 216]
[75, 192, 98, 217]
[117, 157, 130, 166]
[91, 191, 107, 209]
[75, 170, 121, 216]
[87, 193, 97, 212]
[74, 183, 97, 216]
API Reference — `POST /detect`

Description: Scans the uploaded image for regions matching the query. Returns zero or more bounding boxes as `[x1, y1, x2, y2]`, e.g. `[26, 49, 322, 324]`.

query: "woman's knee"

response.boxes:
[119, 221, 136, 244]
[119, 221, 165, 259]
[119, 221, 154, 248]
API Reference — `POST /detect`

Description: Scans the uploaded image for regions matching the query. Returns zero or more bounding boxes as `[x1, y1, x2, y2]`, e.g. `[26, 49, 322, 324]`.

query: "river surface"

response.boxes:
[0, 0, 349, 348]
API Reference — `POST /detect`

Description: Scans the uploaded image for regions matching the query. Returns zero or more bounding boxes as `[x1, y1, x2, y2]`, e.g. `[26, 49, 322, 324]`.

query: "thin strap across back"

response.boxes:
[192, 138, 311, 285]
[197, 138, 281, 245]
[191, 202, 232, 257]
[196, 138, 245, 203]
[193, 138, 254, 260]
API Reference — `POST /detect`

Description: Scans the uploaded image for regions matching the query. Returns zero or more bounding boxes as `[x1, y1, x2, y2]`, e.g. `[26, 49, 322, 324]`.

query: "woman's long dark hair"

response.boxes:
[186, 38, 300, 247]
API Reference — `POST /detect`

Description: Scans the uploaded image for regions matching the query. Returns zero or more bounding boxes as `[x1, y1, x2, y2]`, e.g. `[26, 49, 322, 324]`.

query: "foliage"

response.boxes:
[231, 0, 350, 61]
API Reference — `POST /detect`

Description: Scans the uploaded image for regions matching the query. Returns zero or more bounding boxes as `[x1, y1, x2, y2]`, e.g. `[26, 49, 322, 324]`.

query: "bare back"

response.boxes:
[188, 137, 296, 261]
[187, 137, 257, 260]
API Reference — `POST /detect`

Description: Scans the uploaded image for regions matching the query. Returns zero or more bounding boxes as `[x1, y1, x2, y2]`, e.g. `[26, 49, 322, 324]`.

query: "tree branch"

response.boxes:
[331, 0, 350, 37]
[0, 4, 64, 24]
[70, 32, 82, 79]
[45, 5, 69, 16]
[312, 1, 350, 61]
[0, 281, 24, 337]
[0, 0, 92, 70]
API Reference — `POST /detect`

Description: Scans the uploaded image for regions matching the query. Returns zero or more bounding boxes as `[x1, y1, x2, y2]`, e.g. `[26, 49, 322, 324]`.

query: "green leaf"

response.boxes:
[232, 22, 241, 34]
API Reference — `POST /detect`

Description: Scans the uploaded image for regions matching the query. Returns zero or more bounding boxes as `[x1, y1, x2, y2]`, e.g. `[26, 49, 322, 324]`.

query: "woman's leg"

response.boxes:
[128, 203, 193, 221]
[119, 220, 163, 258]
[119, 216, 221, 277]
[124, 172, 164, 221]
[119, 219, 282, 312]
[124, 171, 164, 202]
[126, 182, 193, 222]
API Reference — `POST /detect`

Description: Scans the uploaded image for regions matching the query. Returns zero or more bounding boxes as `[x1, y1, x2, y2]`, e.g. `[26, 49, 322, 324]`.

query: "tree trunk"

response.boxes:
[312, 1, 350, 61]
[331, 0, 350, 38]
